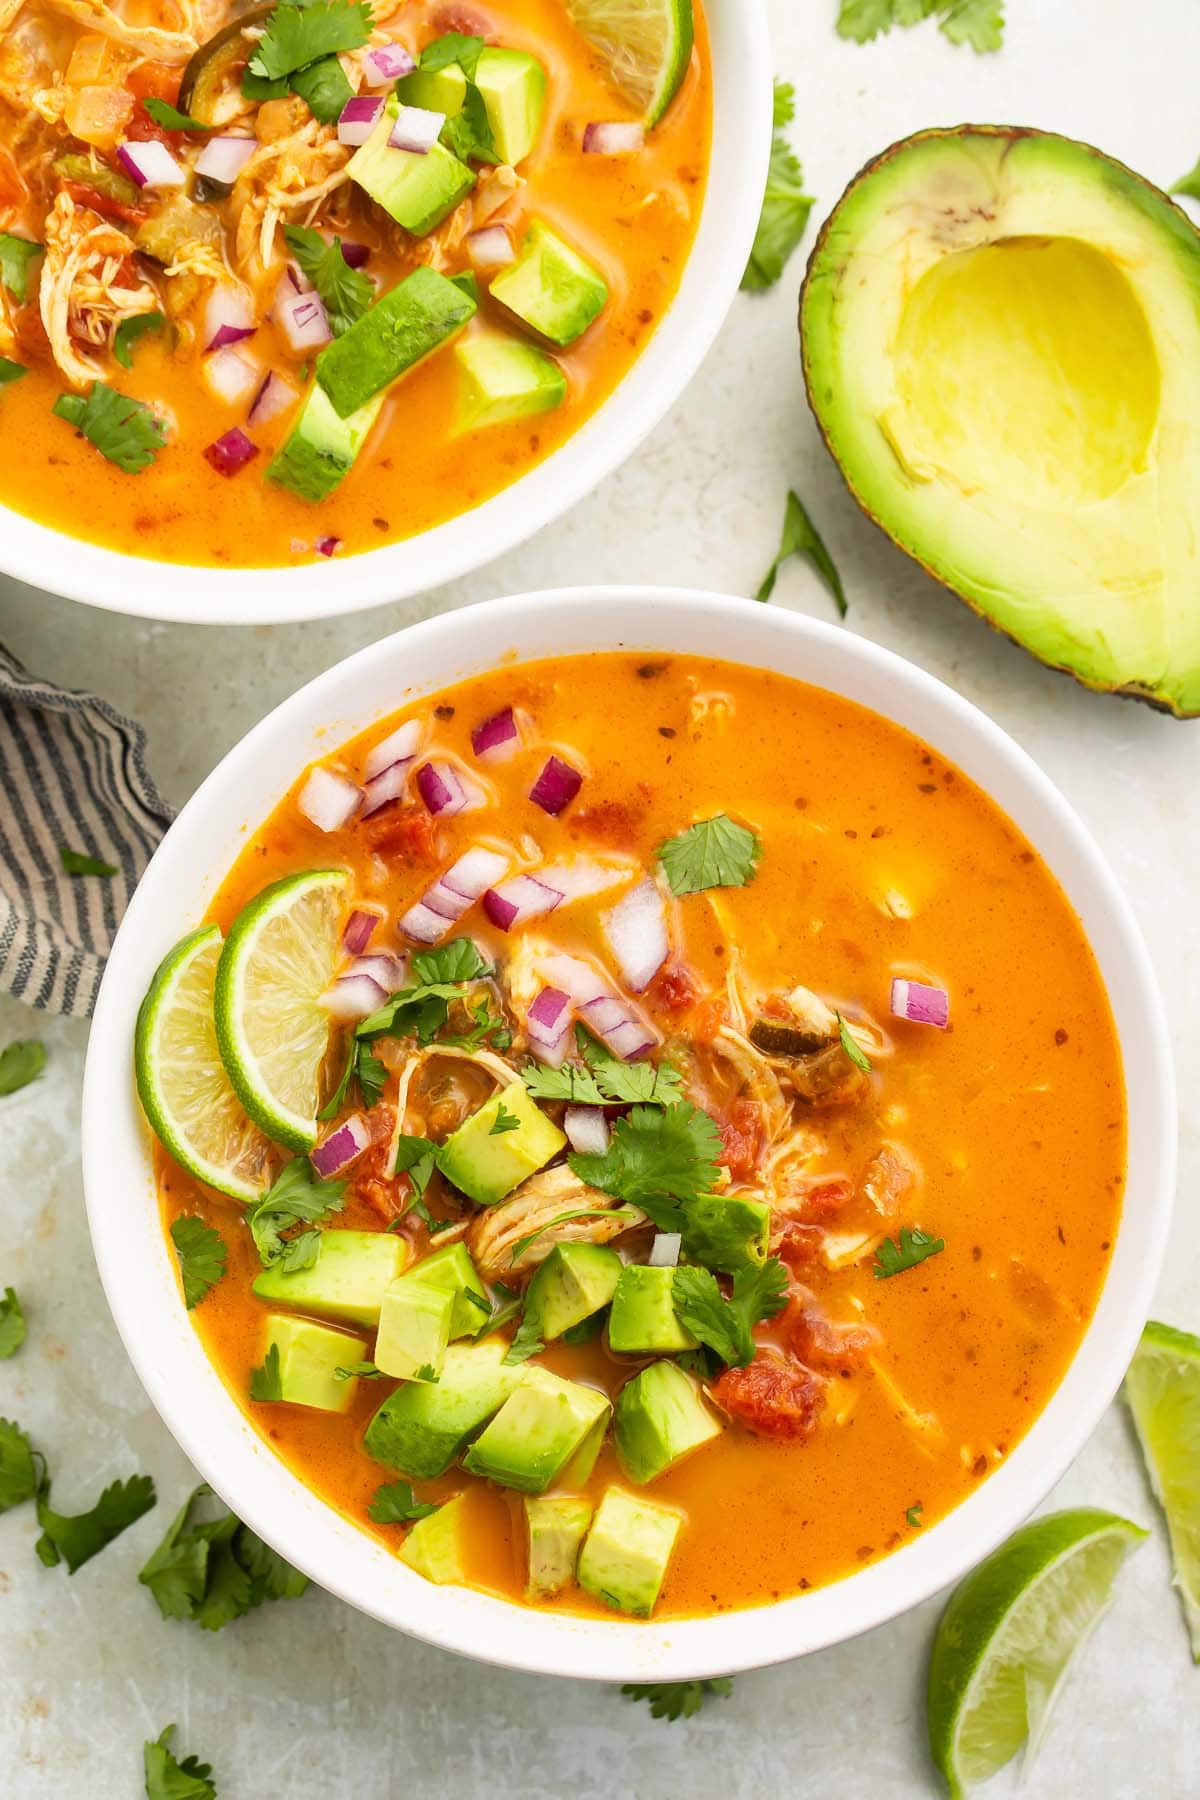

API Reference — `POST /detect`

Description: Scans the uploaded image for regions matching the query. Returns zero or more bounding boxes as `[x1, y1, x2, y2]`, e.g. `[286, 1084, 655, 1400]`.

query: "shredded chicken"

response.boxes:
[860, 1143, 917, 1220]
[231, 115, 352, 278]
[32, 0, 219, 62]
[40, 191, 159, 385]
[468, 1163, 644, 1283]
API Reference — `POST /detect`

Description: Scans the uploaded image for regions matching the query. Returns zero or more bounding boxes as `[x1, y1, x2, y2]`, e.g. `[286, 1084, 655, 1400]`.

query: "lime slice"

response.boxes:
[927, 1508, 1147, 1796]
[135, 925, 272, 1204]
[214, 870, 348, 1153]
[1125, 1318, 1200, 1659]
[566, 0, 694, 126]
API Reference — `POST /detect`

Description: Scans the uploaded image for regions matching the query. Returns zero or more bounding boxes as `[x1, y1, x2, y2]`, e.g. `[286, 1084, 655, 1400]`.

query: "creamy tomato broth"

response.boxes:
[151, 654, 1124, 1619]
[0, 0, 709, 567]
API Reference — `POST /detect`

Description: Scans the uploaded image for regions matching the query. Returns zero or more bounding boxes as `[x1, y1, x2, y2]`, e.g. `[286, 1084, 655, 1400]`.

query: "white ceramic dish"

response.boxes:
[82, 589, 1175, 1682]
[0, 4, 770, 626]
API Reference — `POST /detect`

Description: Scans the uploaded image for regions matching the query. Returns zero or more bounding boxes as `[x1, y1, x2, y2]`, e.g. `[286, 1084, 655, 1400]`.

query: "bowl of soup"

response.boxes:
[81, 588, 1174, 1680]
[0, 0, 766, 622]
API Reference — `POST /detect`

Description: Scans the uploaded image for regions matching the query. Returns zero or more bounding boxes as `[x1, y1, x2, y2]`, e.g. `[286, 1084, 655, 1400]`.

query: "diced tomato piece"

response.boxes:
[124, 62, 184, 143]
[62, 180, 146, 226]
[648, 961, 699, 1014]
[569, 800, 643, 850]
[718, 1097, 763, 1183]
[774, 1221, 825, 1266]
[713, 1355, 825, 1441]
[362, 802, 443, 864]
[784, 1293, 880, 1372]
[780, 1173, 853, 1224]
[689, 995, 727, 1044]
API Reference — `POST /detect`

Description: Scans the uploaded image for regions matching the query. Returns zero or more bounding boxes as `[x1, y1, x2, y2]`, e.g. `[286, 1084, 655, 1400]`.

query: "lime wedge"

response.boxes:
[927, 1508, 1147, 1797]
[135, 925, 272, 1204]
[214, 870, 348, 1153]
[566, 0, 694, 126]
[1125, 1318, 1200, 1659]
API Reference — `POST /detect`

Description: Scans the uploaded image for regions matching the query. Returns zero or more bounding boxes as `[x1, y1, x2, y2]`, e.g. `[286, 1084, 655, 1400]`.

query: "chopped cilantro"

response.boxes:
[0, 1286, 25, 1358]
[247, 1158, 346, 1266]
[440, 85, 498, 163]
[139, 1483, 307, 1629]
[523, 1028, 683, 1106]
[569, 1101, 723, 1234]
[621, 1678, 734, 1720]
[277, 1227, 322, 1273]
[473, 1282, 522, 1338]
[873, 1226, 945, 1279]
[672, 1259, 789, 1368]
[334, 1360, 383, 1381]
[249, 1342, 283, 1402]
[441, 995, 513, 1052]
[0, 356, 27, 385]
[1173, 158, 1200, 201]
[658, 815, 760, 897]
[142, 98, 211, 132]
[742, 82, 813, 293]
[170, 1217, 227, 1310]
[756, 488, 847, 615]
[53, 382, 166, 473]
[144, 1725, 217, 1800]
[392, 1133, 440, 1203]
[503, 1306, 545, 1365]
[60, 845, 119, 876]
[422, 31, 486, 76]
[284, 224, 373, 335]
[906, 1503, 924, 1528]
[290, 52, 354, 122]
[35, 1471, 156, 1573]
[413, 1362, 440, 1383]
[837, 1012, 872, 1073]
[507, 1206, 637, 1267]
[318, 1039, 387, 1118]
[368, 1480, 440, 1524]
[0, 1417, 38, 1511]
[836, 0, 1004, 52]
[113, 311, 165, 370]
[247, 0, 372, 82]
[490, 1102, 520, 1136]
[0, 1039, 46, 1096]
[0, 231, 42, 303]
[357, 937, 492, 1041]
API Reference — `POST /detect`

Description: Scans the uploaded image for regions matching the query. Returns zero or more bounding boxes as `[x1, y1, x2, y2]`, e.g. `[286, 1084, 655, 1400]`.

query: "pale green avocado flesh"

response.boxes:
[802, 126, 1200, 716]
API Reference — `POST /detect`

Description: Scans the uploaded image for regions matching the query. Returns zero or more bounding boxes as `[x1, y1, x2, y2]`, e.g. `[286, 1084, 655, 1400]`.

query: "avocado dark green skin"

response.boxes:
[799, 123, 1199, 719]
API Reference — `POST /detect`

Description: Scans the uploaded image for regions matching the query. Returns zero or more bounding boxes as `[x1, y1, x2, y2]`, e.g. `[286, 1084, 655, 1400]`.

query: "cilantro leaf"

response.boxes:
[0, 355, 27, 385]
[0, 1286, 25, 1358]
[35, 1471, 156, 1573]
[659, 815, 760, 897]
[490, 1102, 520, 1136]
[248, 0, 372, 81]
[0, 1417, 38, 1511]
[672, 1258, 788, 1368]
[0, 231, 42, 303]
[140, 1484, 307, 1630]
[939, 0, 1004, 51]
[334, 1360, 383, 1380]
[318, 1039, 387, 1118]
[113, 311, 165, 370]
[277, 1228, 321, 1273]
[170, 1216, 227, 1310]
[60, 845, 119, 876]
[392, 1133, 440, 1202]
[421, 31, 486, 77]
[906, 1503, 924, 1528]
[569, 1101, 722, 1233]
[247, 1158, 346, 1266]
[440, 84, 499, 164]
[835, 0, 1003, 50]
[508, 1205, 638, 1267]
[143, 1725, 217, 1800]
[742, 81, 813, 293]
[249, 1342, 283, 1402]
[53, 382, 166, 473]
[756, 488, 847, 615]
[503, 1306, 545, 1365]
[621, 1678, 734, 1721]
[440, 995, 512, 1052]
[368, 1480, 440, 1524]
[837, 1011, 872, 1073]
[289, 52, 354, 121]
[284, 224, 373, 335]
[473, 1281, 522, 1338]
[142, 98, 211, 131]
[0, 1039, 46, 1095]
[873, 1226, 945, 1279]
[356, 937, 491, 1040]
[523, 1029, 683, 1106]
[1173, 158, 1200, 201]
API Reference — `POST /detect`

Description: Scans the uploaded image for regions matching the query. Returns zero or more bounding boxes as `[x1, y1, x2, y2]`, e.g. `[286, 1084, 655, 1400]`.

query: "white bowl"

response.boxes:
[82, 589, 1175, 1682]
[0, 6, 770, 626]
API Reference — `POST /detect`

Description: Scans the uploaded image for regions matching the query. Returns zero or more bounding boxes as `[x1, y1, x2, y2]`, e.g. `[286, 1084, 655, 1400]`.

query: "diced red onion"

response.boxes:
[442, 846, 511, 900]
[203, 426, 259, 476]
[540, 952, 658, 1060]
[337, 94, 385, 145]
[530, 755, 583, 816]
[891, 977, 950, 1030]
[647, 1232, 681, 1268]
[583, 120, 645, 155]
[482, 873, 564, 932]
[537, 858, 633, 903]
[203, 282, 254, 350]
[204, 347, 259, 406]
[467, 225, 514, 270]
[361, 759, 413, 818]
[248, 370, 298, 425]
[274, 266, 308, 318]
[343, 908, 382, 954]
[298, 765, 361, 832]
[417, 760, 481, 818]
[315, 535, 341, 558]
[471, 706, 520, 761]
[563, 1105, 610, 1155]
[389, 104, 444, 153]
[341, 240, 371, 268]
[116, 138, 185, 190]
[401, 847, 510, 942]
[363, 42, 417, 85]
[604, 876, 669, 993]
[195, 134, 257, 186]
[278, 290, 332, 356]
[207, 321, 256, 352]
[347, 952, 404, 992]
[320, 972, 386, 1020]
[397, 902, 450, 946]
[525, 985, 572, 1064]
[365, 718, 423, 782]
[311, 1112, 371, 1176]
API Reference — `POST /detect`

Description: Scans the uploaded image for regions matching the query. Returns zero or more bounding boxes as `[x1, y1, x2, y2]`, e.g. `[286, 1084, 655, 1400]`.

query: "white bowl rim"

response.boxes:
[82, 587, 1176, 1683]
[0, 2, 771, 627]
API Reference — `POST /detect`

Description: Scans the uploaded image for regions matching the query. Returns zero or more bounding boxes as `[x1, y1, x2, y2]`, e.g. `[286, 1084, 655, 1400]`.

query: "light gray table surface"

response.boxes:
[3, 3, 1199, 1794]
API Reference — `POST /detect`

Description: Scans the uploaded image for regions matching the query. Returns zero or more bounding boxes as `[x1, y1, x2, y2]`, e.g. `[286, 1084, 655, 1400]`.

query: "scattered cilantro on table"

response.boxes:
[368, 1480, 440, 1524]
[0, 1286, 25, 1358]
[53, 382, 166, 473]
[284, 224, 373, 336]
[247, 1157, 347, 1266]
[742, 81, 814, 293]
[142, 98, 211, 132]
[143, 1724, 218, 1800]
[0, 231, 42, 303]
[672, 1260, 789, 1368]
[60, 845, 119, 877]
[836, 0, 1004, 53]
[0, 1039, 46, 1095]
[873, 1225, 945, 1278]
[568, 1101, 723, 1235]
[837, 1011, 872, 1073]
[621, 1677, 734, 1720]
[113, 311, 166, 370]
[139, 1483, 308, 1629]
[35, 1472, 156, 1573]
[756, 488, 847, 615]
[170, 1217, 227, 1310]
[249, 1341, 284, 1402]
[0, 1417, 37, 1511]
[524, 1026, 683, 1107]
[0, 356, 27, 385]
[658, 815, 760, 897]
[1172, 158, 1200, 200]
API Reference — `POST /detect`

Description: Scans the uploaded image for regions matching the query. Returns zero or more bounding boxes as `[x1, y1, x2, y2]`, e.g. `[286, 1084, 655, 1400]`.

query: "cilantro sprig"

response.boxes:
[0, 1417, 37, 1510]
[368, 1480, 440, 1524]
[873, 1226, 945, 1279]
[36, 1472, 156, 1573]
[756, 488, 847, 615]
[113, 310, 165, 370]
[568, 1101, 723, 1234]
[622, 1678, 734, 1720]
[418, 33, 499, 163]
[523, 1026, 683, 1107]
[284, 225, 373, 337]
[671, 1259, 789, 1368]
[0, 1286, 25, 1358]
[356, 937, 493, 1041]
[0, 1039, 45, 1095]
[247, 1158, 347, 1267]
[53, 382, 166, 473]
[139, 1483, 307, 1629]
[144, 1725, 217, 1800]
[319, 1038, 387, 1118]
[249, 1342, 283, 1401]
[742, 81, 813, 293]
[836, 0, 1004, 53]
[142, 97, 211, 132]
[248, 0, 372, 81]
[659, 815, 760, 897]
[170, 1216, 227, 1310]
[503, 1306, 545, 1365]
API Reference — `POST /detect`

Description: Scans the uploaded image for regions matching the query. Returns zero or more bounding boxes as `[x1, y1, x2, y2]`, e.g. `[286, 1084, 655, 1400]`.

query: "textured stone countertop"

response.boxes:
[2, 2, 1199, 1794]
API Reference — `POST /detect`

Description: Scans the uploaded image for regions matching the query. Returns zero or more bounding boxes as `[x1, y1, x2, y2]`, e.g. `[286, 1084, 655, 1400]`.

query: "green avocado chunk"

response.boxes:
[614, 1361, 722, 1484]
[474, 47, 546, 164]
[437, 1080, 566, 1206]
[400, 1492, 468, 1583]
[394, 63, 468, 116]
[252, 1229, 408, 1329]
[363, 1339, 526, 1478]
[577, 1487, 682, 1618]
[490, 220, 608, 347]
[681, 1194, 770, 1274]
[524, 1494, 593, 1600]
[463, 1365, 610, 1493]
[315, 264, 476, 419]
[374, 1275, 454, 1382]
[261, 1313, 366, 1413]
[407, 1241, 489, 1338]
[348, 97, 475, 235]
[801, 124, 1200, 717]
[453, 330, 567, 433]
[266, 383, 382, 502]
[525, 1243, 622, 1341]
[607, 1264, 697, 1354]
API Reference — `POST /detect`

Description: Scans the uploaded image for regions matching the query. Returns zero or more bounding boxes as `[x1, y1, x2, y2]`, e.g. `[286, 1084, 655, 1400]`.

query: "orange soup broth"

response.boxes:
[158, 653, 1125, 1618]
[0, 0, 710, 567]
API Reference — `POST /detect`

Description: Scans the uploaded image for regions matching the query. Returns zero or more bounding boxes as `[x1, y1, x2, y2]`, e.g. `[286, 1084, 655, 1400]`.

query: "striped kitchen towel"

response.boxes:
[0, 642, 173, 1018]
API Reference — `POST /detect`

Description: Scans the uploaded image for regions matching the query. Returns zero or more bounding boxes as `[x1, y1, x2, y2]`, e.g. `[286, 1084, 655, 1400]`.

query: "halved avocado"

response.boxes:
[801, 126, 1200, 717]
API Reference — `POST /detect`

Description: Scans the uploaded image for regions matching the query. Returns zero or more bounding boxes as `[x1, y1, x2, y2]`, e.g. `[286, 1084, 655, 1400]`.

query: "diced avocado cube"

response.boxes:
[577, 1487, 682, 1618]
[490, 220, 608, 347]
[375, 1276, 454, 1382]
[407, 1241, 488, 1338]
[262, 1313, 366, 1414]
[608, 1264, 697, 1354]
[400, 1491, 468, 1583]
[681, 1194, 770, 1274]
[525, 1243, 622, 1341]
[449, 269, 479, 304]
[316, 264, 476, 419]
[463, 1365, 610, 1493]
[252, 1230, 408, 1329]
[474, 47, 546, 165]
[395, 63, 468, 117]
[453, 330, 567, 434]
[614, 1361, 722, 1484]
[524, 1494, 592, 1600]
[559, 1408, 607, 1488]
[266, 383, 382, 502]
[348, 98, 475, 235]
[438, 1079, 566, 1206]
[363, 1339, 525, 1477]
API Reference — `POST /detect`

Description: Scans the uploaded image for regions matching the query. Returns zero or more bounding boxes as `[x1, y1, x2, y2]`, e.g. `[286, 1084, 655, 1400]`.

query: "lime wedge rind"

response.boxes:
[1124, 1317, 1200, 1660]
[566, 0, 694, 127]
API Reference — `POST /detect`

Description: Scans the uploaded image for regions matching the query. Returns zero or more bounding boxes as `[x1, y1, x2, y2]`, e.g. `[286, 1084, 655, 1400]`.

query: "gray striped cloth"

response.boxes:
[0, 643, 173, 1017]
